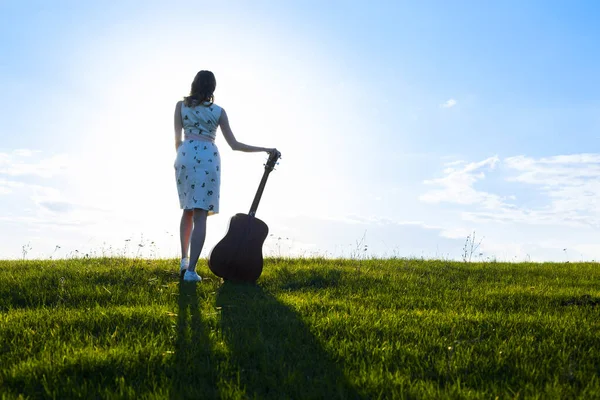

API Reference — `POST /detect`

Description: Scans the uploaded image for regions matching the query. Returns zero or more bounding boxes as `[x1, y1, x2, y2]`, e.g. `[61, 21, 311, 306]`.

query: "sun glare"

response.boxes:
[60, 31, 328, 258]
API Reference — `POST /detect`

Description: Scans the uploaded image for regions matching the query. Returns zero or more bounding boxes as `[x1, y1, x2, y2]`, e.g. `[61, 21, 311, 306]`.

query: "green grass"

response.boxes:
[0, 257, 599, 399]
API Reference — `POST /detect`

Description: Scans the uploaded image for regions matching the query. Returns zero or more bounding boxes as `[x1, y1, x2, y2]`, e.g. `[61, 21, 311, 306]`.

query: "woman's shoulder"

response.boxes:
[211, 103, 223, 119]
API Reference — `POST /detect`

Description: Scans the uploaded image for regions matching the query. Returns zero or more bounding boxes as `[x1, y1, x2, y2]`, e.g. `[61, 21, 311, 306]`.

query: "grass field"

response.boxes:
[0, 257, 599, 399]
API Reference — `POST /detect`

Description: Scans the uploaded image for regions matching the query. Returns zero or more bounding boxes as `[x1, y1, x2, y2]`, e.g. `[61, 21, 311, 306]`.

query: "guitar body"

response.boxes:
[208, 213, 269, 282]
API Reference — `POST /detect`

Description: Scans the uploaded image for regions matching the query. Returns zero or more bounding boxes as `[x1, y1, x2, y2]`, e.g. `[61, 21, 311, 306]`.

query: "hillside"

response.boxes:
[1, 258, 599, 399]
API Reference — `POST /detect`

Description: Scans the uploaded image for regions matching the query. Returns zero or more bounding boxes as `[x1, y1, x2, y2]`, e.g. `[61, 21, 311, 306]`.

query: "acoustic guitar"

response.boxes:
[208, 150, 281, 282]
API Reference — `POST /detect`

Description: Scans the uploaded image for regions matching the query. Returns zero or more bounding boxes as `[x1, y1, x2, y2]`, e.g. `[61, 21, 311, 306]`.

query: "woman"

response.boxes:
[174, 70, 278, 282]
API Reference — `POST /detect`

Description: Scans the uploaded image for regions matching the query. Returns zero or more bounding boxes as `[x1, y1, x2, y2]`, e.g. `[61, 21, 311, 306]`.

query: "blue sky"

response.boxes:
[2, 1, 600, 261]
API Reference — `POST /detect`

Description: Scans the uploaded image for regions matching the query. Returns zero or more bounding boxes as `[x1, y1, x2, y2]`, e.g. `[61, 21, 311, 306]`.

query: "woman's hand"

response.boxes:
[266, 148, 280, 156]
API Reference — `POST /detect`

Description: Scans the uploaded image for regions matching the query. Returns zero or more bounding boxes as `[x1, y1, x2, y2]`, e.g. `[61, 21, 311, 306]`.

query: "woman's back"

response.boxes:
[181, 101, 222, 141]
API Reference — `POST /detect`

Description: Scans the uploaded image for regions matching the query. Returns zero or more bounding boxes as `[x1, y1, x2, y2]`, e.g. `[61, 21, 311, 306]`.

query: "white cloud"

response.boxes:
[299, 213, 443, 232]
[500, 153, 600, 228]
[12, 149, 41, 157]
[37, 200, 78, 213]
[0, 149, 95, 235]
[439, 227, 476, 240]
[443, 159, 465, 167]
[422, 152, 600, 230]
[441, 98, 457, 108]
[504, 154, 600, 185]
[420, 156, 503, 208]
[0, 178, 61, 197]
[0, 149, 70, 178]
[419, 152, 600, 261]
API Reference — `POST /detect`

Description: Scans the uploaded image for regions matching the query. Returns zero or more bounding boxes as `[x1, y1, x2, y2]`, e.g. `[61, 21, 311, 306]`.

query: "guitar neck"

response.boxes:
[249, 169, 272, 216]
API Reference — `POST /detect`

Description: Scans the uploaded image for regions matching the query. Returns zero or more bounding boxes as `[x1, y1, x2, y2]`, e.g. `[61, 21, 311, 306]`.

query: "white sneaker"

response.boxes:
[180, 258, 189, 278]
[183, 270, 202, 282]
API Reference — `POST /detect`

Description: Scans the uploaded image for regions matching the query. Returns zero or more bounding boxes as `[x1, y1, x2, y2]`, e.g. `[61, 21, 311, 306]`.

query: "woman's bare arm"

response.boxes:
[219, 108, 275, 153]
[174, 101, 183, 151]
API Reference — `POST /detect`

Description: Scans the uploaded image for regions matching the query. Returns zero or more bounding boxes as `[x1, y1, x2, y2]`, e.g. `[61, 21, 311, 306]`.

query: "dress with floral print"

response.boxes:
[174, 101, 222, 215]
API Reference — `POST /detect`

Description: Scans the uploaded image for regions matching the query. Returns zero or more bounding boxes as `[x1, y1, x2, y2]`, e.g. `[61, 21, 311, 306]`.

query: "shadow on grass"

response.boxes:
[278, 268, 343, 291]
[171, 282, 219, 399]
[216, 281, 364, 399]
[559, 294, 600, 307]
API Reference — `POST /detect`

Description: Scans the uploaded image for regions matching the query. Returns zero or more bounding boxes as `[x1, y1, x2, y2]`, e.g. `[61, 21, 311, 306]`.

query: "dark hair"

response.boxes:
[184, 70, 216, 107]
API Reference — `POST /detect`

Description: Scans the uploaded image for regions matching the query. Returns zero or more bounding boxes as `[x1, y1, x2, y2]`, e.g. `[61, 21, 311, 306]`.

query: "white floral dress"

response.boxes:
[174, 101, 222, 215]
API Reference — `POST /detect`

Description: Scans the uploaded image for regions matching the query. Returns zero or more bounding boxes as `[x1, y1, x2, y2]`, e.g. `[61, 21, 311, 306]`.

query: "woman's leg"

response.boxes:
[180, 209, 194, 259]
[187, 208, 208, 272]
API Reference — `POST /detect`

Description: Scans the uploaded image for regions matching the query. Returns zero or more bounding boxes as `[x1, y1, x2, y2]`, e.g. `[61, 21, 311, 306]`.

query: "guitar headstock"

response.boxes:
[264, 150, 281, 172]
